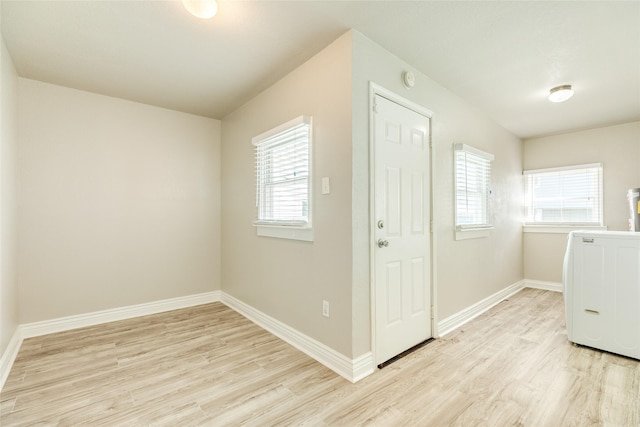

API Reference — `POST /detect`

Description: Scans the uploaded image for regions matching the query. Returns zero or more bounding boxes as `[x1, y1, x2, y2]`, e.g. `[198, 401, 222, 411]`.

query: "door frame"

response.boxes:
[368, 82, 437, 365]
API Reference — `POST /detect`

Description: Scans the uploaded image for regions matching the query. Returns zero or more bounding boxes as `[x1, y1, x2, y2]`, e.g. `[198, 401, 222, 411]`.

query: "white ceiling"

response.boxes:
[2, 0, 639, 139]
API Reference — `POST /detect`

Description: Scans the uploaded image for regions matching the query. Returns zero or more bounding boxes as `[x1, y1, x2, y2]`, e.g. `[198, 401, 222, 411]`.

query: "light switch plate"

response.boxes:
[322, 300, 330, 317]
[322, 177, 330, 195]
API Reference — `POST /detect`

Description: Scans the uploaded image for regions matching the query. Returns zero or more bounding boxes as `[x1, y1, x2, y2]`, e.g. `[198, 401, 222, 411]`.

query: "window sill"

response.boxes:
[255, 224, 314, 242]
[455, 227, 493, 240]
[523, 225, 607, 234]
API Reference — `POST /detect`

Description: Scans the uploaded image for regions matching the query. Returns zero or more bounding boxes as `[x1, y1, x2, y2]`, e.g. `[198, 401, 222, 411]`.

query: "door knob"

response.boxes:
[377, 239, 389, 248]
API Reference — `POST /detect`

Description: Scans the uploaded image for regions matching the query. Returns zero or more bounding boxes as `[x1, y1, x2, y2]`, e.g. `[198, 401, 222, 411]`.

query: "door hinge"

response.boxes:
[373, 97, 379, 113]
[430, 220, 433, 233]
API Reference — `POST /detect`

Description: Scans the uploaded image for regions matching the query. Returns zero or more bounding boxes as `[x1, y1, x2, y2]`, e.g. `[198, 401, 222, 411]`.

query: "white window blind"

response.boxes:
[253, 116, 311, 227]
[454, 144, 494, 230]
[524, 163, 602, 225]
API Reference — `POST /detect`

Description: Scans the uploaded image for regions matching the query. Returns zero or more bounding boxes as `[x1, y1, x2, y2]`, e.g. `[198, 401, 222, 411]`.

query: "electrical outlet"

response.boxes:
[322, 300, 330, 318]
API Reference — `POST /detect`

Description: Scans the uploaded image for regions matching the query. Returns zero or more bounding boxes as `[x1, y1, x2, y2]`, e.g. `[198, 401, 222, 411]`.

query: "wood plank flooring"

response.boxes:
[1, 288, 639, 426]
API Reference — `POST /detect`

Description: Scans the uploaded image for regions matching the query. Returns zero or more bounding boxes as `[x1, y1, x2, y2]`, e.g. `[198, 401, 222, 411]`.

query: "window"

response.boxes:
[454, 143, 494, 237]
[524, 163, 603, 227]
[253, 116, 312, 241]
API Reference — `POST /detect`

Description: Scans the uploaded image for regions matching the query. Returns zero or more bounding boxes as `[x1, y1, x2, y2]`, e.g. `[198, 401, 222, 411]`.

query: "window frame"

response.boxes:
[523, 163, 604, 232]
[454, 143, 494, 240]
[252, 115, 313, 242]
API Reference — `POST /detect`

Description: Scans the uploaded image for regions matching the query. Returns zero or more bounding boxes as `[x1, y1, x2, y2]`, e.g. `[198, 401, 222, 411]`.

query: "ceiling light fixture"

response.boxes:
[182, 0, 218, 19]
[548, 84, 574, 103]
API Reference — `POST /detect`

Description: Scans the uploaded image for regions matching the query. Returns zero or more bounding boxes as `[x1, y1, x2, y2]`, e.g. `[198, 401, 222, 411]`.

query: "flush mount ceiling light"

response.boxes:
[548, 84, 574, 103]
[182, 0, 218, 19]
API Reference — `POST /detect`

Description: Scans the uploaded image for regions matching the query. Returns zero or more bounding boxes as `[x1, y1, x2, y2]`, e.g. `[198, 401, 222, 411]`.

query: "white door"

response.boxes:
[373, 94, 432, 365]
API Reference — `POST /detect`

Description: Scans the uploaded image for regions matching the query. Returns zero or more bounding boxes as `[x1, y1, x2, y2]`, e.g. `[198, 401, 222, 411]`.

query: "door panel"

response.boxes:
[385, 261, 402, 324]
[411, 257, 426, 314]
[374, 94, 432, 365]
[385, 167, 402, 237]
[411, 172, 424, 234]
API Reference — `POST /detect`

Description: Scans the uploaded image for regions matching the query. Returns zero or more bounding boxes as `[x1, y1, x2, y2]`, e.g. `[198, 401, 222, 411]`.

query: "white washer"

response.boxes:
[563, 230, 640, 360]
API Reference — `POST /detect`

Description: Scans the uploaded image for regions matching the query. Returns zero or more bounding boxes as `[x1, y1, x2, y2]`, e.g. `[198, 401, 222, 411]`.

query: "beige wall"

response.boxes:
[222, 30, 524, 360]
[523, 121, 640, 283]
[8, 27, 526, 363]
[1, 38, 19, 354]
[351, 32, 523, 351]
[221, 32, 354, 356]
[18, 79, 221, 323]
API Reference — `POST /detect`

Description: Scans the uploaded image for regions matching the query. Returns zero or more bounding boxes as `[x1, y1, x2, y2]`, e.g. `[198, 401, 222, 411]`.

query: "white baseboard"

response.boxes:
[1, 289, 373, 391]
[1, 291, 221, 392]
[351, 351, 375, 382]
[0, 329, 23, 392]
[436, 280, 525, 337]
[221, 292, 373, 383]
[20, 291, 221, 339]
[6, 281, 562, 389]
[524, 279, 563, 292]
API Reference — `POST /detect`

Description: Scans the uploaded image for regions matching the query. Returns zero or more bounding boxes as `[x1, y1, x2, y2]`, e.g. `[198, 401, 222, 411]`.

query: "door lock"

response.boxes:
[377, 220, 384, 229]
[377, 239, 389, 248]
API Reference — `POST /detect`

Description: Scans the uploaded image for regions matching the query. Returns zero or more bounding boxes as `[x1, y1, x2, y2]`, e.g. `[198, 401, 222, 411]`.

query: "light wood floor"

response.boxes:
[1, 288, 639, 426]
